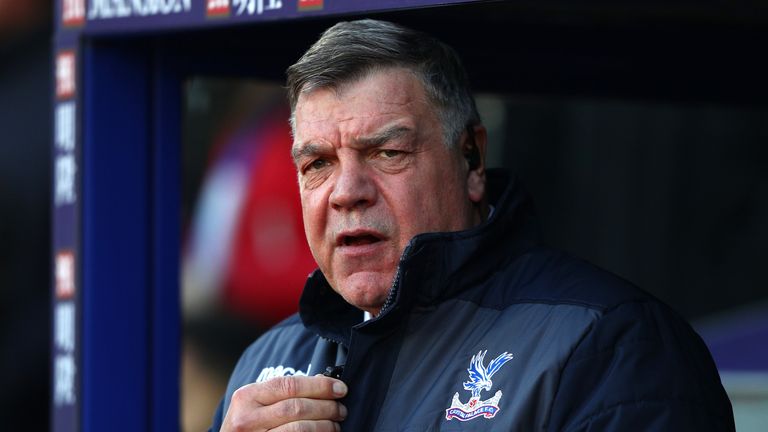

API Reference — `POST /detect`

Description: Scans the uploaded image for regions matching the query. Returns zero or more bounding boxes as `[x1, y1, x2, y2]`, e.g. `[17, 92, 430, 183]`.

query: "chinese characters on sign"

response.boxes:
[56, 251, 76, 299]
[234, 0, 282, 15]
[206, 0, 283, 18]
[54, 301, 77, 405]
[55, 354, 77, 405]
[54, 252, 77, 406]
[53, 48, 79, 413]
[62, 0, 86, 27]
[56, 51, 76, 100]
[55, 103, 77, 206]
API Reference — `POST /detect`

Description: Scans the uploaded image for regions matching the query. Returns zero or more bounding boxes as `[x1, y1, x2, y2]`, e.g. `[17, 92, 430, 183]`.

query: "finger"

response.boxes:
[269, 420, 341, 432]
[259, 398, 346, 430]
[223, 380, 346, 432]
[222, 399, 345, 432]
[250, 376, 347, 406]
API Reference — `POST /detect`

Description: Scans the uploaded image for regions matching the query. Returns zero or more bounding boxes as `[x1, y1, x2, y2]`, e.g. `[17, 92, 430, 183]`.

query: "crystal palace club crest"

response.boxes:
[445, 350, 514, 422]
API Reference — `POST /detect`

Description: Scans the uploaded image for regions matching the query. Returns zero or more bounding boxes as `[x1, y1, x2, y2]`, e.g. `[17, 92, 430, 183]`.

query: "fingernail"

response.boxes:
[334, 422, 341, 432]
[333, 381, 347, 396]
[339, 403, 348, 419]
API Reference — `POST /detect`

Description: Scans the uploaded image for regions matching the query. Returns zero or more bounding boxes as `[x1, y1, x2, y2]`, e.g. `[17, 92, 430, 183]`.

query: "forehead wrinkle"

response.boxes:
[299, 94, 412, 128]
[293, 70, 430, 160]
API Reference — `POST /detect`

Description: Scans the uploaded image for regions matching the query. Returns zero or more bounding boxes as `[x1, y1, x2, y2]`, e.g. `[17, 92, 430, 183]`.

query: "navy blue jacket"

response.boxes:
[210, 170, 734, 431]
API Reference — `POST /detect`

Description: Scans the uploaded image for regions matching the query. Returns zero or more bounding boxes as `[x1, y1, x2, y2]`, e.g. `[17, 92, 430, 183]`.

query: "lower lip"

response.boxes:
[336, 241, 386, 258]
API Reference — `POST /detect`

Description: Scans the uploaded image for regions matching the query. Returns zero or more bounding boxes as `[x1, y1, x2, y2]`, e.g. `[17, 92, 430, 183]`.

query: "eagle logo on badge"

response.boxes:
[445, 350, 514, 422]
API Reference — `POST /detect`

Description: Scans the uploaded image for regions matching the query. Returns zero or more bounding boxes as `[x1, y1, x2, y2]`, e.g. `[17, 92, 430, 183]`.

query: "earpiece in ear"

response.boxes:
[464, 126, 481, 171]
[465, 144, 480, 171]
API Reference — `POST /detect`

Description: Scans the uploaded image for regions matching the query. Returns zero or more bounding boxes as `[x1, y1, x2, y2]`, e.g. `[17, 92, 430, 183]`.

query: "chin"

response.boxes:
[336, 272, 392, 312]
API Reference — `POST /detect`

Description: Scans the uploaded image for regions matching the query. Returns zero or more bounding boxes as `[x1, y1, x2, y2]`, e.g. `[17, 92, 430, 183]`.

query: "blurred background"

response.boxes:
[2, 1, 767, 431]
[0, 0, 52, 430]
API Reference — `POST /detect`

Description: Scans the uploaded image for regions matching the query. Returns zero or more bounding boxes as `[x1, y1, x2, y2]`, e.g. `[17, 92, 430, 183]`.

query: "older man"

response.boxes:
[210, 19, 734, 432]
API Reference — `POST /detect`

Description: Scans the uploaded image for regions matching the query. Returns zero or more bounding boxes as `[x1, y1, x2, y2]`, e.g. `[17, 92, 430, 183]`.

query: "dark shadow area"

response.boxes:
[0, 1, 52, 429]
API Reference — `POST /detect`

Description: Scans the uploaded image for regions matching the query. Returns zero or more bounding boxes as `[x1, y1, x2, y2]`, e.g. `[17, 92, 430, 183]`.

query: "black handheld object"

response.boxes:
[323, 365, 345, 380]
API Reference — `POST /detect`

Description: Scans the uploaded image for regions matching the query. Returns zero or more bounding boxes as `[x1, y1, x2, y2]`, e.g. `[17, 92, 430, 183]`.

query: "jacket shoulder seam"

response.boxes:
[456, 295, 656, 314]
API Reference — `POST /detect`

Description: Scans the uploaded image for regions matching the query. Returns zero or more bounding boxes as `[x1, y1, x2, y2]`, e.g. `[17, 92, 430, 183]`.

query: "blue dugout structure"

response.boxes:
[51, 1, 767, 431]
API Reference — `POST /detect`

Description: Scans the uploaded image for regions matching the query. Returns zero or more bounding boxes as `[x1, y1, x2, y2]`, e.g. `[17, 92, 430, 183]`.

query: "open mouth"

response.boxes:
[342, 234, 382, 246]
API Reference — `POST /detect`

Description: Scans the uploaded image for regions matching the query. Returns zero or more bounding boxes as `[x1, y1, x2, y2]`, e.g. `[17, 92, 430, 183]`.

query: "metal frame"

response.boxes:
[50, 1, 767, 430]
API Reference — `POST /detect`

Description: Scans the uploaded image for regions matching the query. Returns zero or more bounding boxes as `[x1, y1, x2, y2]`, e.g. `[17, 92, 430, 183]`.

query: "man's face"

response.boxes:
[292, 68, 484, 315]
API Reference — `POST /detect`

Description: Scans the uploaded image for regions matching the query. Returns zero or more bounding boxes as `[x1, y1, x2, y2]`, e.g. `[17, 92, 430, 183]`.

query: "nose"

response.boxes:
[329, 159, 377, 211]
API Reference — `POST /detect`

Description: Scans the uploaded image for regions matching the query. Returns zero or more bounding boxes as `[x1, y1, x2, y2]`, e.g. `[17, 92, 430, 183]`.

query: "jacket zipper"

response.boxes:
[376, 241, 416, 318]
[378, 267, 401, 317]
[331, 243, 413, 382]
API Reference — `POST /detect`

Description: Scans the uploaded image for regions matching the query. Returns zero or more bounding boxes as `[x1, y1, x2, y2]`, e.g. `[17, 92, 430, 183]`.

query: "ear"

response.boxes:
[463, 124, 487, 204]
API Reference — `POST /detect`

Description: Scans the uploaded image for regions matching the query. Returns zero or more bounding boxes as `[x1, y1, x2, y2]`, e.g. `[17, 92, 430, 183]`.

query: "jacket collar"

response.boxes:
[299, 169, 539, 344]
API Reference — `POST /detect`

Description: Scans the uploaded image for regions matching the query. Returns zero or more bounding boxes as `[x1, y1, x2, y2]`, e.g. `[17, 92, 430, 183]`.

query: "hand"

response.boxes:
[220, 375, 348, 432]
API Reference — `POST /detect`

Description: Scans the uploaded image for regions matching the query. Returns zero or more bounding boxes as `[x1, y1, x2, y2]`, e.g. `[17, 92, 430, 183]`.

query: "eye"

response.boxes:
[305, 158, 330, 173]
[378, 149, 403, 158]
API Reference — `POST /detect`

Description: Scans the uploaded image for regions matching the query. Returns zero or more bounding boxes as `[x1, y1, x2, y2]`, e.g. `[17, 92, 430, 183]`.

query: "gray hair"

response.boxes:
[286, 19, 480, 147]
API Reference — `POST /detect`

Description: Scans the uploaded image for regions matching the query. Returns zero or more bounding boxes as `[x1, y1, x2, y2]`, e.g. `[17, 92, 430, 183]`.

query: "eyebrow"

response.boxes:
[291, 143, 324, 162]
[354, 125, 412, 148]
[291, 125, 413, 162]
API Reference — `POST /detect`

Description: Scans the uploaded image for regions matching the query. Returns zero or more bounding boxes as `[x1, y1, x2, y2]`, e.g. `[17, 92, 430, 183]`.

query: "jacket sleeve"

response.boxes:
[547, 300, 735, 432]
[208, 396, 225, 432]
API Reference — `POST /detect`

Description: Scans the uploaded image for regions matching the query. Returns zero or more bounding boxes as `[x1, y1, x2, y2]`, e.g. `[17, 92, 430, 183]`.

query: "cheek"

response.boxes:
[406, 166, 468, 230]
[300, 194, 324, 237]
[388, 181, 433, 233]
[300, 202, 327, 270]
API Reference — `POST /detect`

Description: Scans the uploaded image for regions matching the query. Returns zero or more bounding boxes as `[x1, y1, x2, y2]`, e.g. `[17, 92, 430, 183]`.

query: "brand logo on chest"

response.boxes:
[256, 363, 312, 383]
[445, 350, 514, 422]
